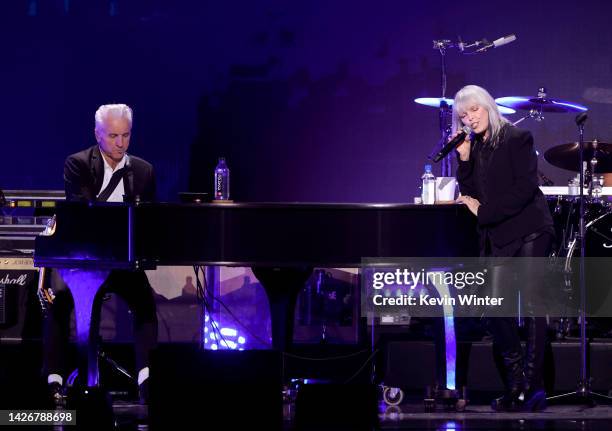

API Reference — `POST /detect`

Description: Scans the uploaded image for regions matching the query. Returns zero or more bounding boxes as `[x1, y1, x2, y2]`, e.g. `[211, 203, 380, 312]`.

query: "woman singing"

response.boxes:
[452, 85, 554, 411]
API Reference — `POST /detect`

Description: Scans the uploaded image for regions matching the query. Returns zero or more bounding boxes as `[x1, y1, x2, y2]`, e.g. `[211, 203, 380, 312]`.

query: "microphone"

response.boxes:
[575, 112, 588, 126]
[475, 34, 516, 52]
[492, 34, 517, 48]
[432, 126, 472, 162]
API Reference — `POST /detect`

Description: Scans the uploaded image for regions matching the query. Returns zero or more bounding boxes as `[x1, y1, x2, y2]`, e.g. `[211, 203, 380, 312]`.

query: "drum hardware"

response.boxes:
[556, 317, 573, 340]
[497, 87, 589, 186]
[496, 88, 589, 114]
[547, 113, 612, 405]
[544, 140, 612, 174]
[498, 87, 588, 135]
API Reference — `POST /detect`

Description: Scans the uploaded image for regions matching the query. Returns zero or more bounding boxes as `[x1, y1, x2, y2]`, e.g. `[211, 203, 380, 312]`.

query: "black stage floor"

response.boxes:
[104, 399, 612, 431]
[3, 342, 611, 430]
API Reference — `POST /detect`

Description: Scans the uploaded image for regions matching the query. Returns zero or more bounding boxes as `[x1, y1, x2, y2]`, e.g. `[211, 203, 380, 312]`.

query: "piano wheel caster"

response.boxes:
[382, 386, 404, 406]
[424, 399, 436, 411]
[455, 398, 467, 412]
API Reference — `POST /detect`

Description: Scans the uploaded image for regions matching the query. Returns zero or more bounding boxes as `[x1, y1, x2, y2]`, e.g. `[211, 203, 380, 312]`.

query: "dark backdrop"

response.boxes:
[1, 0, 611, 202]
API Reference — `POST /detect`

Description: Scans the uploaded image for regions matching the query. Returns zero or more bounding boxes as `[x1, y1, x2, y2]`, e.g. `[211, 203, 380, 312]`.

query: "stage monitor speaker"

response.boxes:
[149, 344, 282, 430]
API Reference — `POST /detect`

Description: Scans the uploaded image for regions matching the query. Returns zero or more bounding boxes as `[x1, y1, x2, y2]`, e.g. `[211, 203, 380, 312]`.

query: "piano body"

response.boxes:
[35, 201, 478, 387]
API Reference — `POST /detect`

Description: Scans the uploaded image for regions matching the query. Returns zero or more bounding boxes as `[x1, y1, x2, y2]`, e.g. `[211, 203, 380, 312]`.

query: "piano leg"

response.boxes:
[58, 269, 109, 387]
[252, 267, 312, 351]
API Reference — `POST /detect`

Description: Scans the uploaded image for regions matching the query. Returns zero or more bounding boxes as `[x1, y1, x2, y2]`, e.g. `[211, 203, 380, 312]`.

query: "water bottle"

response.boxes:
[421, 164, 435, 204]
[214, 157, 230, 200]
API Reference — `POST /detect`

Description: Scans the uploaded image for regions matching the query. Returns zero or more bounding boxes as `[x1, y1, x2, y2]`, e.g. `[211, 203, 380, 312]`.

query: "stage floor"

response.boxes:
[109, 400, 612, 430]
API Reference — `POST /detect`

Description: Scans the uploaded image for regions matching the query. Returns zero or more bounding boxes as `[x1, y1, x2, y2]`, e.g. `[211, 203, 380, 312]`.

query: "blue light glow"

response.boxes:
[220, 328, 237, 337]
[444, 315, 456, 391]
[417, 97, 515, 114]
[429, 272, 457, 391]
[496, 96, 529, 104]
[497, 105, 516, 114]
[414, 97, 454, 108]
[495, 96, 587, 112]
[220, 340, 237, 349]
[202, 313, 247, 350]
[552, 100, 588, 111]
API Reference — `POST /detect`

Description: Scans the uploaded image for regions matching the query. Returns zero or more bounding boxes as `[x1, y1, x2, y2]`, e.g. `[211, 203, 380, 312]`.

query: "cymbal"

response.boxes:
[495, 96, 588, 113]
[414, 97, 516, 114]
[544, 141, 612, 173]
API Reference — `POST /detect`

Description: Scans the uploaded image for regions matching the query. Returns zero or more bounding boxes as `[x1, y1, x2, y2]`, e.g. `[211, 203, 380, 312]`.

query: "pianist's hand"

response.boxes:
[456, 195, 480, 216]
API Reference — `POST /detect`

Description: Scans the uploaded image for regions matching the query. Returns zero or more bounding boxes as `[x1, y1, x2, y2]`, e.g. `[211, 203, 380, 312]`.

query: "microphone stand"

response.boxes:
[432, 40, 453, 177]
[429, 35, 512, 175]
[547, 113, 612, 405]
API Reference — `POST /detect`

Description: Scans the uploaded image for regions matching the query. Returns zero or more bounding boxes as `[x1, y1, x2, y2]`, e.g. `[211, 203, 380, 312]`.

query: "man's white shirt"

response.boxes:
[97, 151, 129, 203]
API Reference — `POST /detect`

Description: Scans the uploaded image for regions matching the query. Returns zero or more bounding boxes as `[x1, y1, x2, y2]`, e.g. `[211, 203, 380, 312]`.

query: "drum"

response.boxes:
[547, 196, 612, 337]
[546, 196, 611, 256]
[566, 206, 612, 336]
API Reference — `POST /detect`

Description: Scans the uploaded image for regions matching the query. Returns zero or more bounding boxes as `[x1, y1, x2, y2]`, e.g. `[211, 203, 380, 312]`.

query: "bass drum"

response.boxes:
[562, 207, 612, 337]
[547, 196, 610, 257]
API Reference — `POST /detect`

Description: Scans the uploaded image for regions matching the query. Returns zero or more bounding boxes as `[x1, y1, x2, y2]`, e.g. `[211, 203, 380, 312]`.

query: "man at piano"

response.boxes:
[43, 104, 158, 405]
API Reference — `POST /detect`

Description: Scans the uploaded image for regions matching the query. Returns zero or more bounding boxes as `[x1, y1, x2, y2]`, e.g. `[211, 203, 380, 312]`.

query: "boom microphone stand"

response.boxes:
[430, 35, 516, 176]
[432, 40, 453, 177]
[547, 113, 612, 405]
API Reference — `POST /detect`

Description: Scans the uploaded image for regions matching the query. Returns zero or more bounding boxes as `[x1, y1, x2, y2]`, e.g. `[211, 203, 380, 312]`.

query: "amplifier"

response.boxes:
[0, 257, 41, 340]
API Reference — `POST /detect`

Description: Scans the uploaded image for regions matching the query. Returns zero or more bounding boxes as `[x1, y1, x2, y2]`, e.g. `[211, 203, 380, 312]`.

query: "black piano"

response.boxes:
[35, 201, 478, 386]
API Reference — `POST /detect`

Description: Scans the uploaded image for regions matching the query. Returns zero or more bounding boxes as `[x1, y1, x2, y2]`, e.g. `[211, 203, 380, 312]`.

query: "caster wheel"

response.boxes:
[383, 386, 404, 406]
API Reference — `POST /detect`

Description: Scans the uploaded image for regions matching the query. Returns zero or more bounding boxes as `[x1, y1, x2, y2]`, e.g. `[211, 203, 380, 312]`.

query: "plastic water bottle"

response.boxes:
[214, 157, 230, 200]
[421, 164, 435, 204]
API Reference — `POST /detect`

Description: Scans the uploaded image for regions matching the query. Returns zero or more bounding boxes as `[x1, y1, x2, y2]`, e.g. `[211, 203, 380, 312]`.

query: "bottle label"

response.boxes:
[214, 170, 230, 200]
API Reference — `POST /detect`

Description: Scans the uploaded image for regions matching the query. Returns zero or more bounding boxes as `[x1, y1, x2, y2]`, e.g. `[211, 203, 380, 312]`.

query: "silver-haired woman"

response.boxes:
[451, 85, 554, 411]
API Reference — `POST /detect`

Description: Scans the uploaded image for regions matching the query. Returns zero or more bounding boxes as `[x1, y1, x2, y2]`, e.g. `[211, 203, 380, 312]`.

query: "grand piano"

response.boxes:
[35, 201, 478, 387]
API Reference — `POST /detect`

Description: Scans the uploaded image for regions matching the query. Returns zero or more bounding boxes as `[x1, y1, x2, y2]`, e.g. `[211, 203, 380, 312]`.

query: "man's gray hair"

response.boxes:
[94, 104, 133, 131]
[452, 85, 510, 145]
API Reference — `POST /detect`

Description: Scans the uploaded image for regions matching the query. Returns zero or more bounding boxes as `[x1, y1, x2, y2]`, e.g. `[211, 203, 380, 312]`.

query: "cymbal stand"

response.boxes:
[511, 88, 548, 126]
[547, 113, 612, 405]
[510, 87, 553, 186]
[511, 109, 544, 127]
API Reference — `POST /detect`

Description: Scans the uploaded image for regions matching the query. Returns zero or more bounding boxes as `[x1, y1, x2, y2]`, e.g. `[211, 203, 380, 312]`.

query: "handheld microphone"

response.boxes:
[475, 34, 516, 53]
[432, 126, 472, 162]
